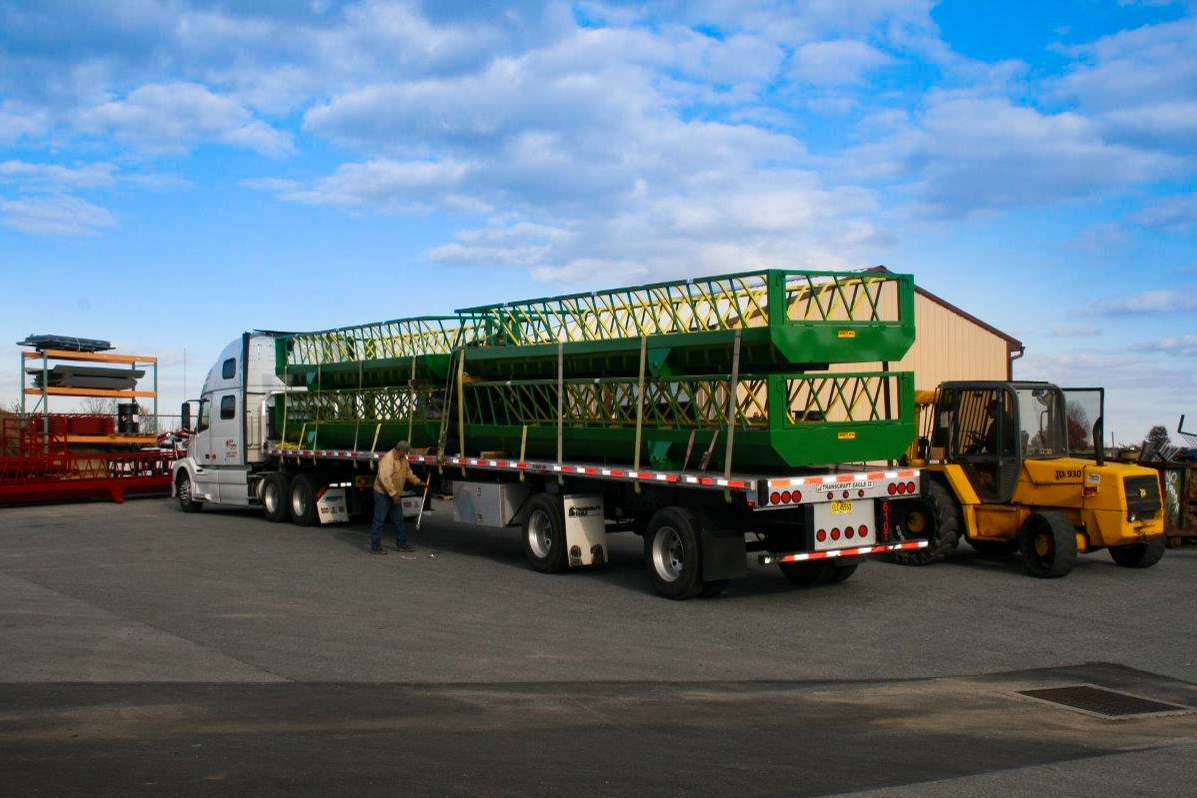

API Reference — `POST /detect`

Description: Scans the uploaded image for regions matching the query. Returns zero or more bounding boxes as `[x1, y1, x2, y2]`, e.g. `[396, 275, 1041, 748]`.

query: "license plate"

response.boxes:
[830, 500, 853, 514]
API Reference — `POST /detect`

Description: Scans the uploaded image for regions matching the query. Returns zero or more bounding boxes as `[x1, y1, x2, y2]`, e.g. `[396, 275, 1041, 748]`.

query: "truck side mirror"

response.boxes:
[181, 401, 191, 430]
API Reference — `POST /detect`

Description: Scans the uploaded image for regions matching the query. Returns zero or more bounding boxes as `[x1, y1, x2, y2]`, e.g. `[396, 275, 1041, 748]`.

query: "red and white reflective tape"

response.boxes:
[759, 539, 928, 564]
[767, 469, 918, 489]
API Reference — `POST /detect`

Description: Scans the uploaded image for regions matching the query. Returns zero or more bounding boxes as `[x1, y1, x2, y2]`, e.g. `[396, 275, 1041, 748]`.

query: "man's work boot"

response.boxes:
[370, 547, 388, 555]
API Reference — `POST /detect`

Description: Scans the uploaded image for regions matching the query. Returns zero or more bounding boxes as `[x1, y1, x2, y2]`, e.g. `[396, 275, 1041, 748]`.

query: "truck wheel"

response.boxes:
[176, 472, 202, 513]
[289, 474, 319, 527]
[968, 538, 1018, 557]
[522, 494, 568, 573]
[1109, 536, 1166, 568]
[1019, 512, 1076, 578]
[779, 560, 835, 586]
[262, 473, 291, 523]
[644, 507, 707, 600]
[890, 479, 960, 565]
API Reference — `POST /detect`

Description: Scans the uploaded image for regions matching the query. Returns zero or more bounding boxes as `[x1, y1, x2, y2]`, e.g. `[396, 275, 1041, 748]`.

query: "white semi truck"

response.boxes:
[172, 331, 926, 599]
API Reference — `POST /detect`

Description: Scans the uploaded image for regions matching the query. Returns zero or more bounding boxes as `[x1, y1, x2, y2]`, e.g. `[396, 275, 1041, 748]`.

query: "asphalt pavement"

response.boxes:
[1, 498, 1194, 796]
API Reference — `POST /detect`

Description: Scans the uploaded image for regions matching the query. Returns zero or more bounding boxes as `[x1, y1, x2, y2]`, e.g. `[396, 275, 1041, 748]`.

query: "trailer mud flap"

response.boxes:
[317, 488, 349, 524]
[700, 519, 747, 581]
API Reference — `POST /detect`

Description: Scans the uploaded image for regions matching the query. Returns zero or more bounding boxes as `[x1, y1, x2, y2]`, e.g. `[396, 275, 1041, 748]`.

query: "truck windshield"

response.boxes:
[1060, 388, 1104, 460]
[1015, 387, 1065, 458]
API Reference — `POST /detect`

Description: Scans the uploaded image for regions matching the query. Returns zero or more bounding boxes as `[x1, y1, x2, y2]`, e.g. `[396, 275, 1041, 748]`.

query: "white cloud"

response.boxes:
[0, 194, 115, 235]
[1132, 335, 1197, 356]
[844, 93, 1174, 216]
[0, 161, 115, 191]
[77, 82, 293, 157]
[0, 102, 48, 144]
[1050, 324, 1101, 338]
[1135, 196, 1197, 232]
[790, 39, 892, 85]
[1085, 288, 1197, 316]
[259, 158, 480, 212]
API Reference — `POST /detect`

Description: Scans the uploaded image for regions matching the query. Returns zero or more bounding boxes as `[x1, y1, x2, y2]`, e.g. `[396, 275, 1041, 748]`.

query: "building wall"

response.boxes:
[893, 292, 1011, 390]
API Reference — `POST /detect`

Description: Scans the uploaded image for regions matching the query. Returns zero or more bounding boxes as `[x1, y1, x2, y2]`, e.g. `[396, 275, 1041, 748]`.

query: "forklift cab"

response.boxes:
[928, 381, 1104, 503]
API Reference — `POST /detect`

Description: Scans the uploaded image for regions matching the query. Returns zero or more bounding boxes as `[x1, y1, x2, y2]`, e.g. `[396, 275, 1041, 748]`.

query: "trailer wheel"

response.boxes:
[262, 473, 291, 523]
[779, 560, 835, 586]
[644, 507, 707, 600]
[1018, 512, 1076, 578]
[289, 474, 319, 527]
[176, 472, 202, 513]
[827, 562, 859, 583]
[1109, 536, 1166, 569]
[522, 494, 568, 573]
[890, 479, 960, 565]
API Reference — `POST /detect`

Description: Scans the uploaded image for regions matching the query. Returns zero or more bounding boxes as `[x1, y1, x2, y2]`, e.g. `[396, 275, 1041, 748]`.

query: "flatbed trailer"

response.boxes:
[255, 444, 926, 598]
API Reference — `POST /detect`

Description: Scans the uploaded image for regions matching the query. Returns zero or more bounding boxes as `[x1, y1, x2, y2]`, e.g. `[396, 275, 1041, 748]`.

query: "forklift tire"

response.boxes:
[779, 560, 835, 586]
[261, 472, 291, 523]
[890, 479, 960, 565]
[176, 472, 202, 513]
[1018, 512, 1076, 578]
[1109, 536, 1166, 569]
[522, 494, 569, 573]
[289, 474, 320, 527]
[967, 538, 1018, 558]
[644, 507, 708, 600]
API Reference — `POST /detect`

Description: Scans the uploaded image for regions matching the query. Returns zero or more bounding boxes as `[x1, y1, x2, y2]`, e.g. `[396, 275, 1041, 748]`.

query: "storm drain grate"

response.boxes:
[1017, 684, 1195, 719]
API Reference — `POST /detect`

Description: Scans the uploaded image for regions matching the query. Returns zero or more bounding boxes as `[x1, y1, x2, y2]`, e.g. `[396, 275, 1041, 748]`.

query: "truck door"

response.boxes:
[947, 386, 1018, 502]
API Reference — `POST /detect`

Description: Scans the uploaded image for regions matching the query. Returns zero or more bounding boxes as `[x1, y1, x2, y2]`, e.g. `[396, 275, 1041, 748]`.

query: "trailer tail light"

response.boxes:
[888, 483, 898, 495]
[831, 528, 841, 541]
[770, 491, 781, 504]
[781, 490, 791, 503]
[857, 489, 865, 497]
[858, 524, 869, 538]
[816, 529, 827, 542]
[906, 481, 916, 494]
[845, 526, 854, 539]
[792, 490, 801, 503]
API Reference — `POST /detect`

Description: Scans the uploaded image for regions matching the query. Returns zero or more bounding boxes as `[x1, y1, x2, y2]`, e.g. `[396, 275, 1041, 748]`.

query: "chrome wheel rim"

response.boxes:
[652, 526, 684, 582]
[291, 489, 307, 518]
[264, 483, 278, 514]
[528, 509, 552, 558]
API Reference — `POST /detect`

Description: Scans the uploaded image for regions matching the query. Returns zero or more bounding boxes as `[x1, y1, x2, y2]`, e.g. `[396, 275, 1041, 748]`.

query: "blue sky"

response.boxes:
[1, 0, 1194, 442]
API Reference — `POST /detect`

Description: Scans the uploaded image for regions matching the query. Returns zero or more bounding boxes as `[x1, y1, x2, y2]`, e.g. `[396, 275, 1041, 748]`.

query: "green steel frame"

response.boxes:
[457, 268, 914, 377]
[271, 268, 917, 471]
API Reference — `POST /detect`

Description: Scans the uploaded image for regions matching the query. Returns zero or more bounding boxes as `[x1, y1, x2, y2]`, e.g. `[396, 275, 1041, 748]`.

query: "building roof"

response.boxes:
[865, 266, 1024, 354]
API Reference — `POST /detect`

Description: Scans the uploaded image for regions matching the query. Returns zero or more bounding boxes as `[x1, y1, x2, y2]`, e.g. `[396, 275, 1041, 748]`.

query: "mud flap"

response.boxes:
[699, 517, 747, 581]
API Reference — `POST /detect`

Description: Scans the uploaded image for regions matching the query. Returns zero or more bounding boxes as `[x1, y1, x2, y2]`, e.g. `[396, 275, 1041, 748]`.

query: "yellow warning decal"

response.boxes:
[837, 431, 857, 440]
[837, 329, 856, 339]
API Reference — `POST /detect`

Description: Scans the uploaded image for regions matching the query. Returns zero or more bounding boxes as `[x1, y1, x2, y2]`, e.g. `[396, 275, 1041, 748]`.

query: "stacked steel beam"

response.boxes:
[275, 269, 916, 471]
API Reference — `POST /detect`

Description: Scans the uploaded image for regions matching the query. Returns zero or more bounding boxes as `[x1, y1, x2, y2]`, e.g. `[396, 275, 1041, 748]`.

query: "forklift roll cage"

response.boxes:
[929, 381, 1105, 503]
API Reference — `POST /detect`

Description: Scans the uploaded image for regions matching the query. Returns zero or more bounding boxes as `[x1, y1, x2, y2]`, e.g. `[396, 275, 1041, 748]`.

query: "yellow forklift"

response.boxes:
[893, 381, 1165, 577]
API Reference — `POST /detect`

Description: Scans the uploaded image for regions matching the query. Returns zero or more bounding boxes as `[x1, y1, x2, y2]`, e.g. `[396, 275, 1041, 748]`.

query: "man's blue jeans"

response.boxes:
[371, 491, 407, 550]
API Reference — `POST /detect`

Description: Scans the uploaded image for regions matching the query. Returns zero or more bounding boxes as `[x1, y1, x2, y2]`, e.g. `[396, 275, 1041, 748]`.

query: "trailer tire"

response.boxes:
[1019, 512, 1076, 578]
[522, 494, 568, 573]
[262, 472, 291, 523]
[176, 472, 202, 513]
[827, 562, 859, 583]
[644, 507, 707, 600]
[289, 474, 319, 527]
[779, 560, 835, 586]
[1109, 536, 1166, 569]
[890, 479, 960, 565]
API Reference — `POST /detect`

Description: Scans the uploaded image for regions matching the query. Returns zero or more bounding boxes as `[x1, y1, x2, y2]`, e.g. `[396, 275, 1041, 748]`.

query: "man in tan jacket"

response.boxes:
[370, 440, 427, 554]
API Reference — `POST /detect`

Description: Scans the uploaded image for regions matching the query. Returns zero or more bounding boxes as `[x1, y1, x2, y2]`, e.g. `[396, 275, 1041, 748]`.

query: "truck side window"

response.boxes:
[197, 398, 211, 432]
[222, 358, 236, 380]
[220, 395, 236, 420]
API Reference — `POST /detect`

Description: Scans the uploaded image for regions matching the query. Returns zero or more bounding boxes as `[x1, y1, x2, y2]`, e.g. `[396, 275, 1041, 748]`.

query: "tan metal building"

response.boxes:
[869, 266, 1024, 389]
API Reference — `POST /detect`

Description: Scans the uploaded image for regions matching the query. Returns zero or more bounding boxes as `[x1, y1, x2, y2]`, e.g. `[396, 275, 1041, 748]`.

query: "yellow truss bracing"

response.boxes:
[463, 271, 899, 347]
[284, 317, 483, 368]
